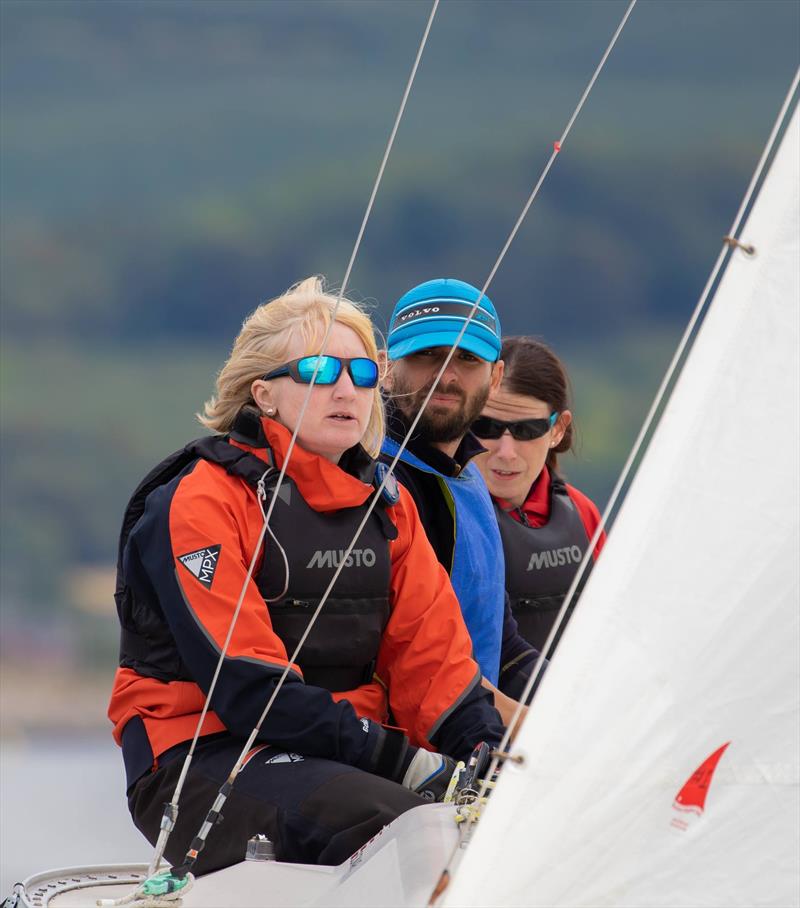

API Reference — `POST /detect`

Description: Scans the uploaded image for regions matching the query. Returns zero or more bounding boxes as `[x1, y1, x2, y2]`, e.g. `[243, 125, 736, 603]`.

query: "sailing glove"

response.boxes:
[359, 721, 457, 801]
[401, 748, 458, 801]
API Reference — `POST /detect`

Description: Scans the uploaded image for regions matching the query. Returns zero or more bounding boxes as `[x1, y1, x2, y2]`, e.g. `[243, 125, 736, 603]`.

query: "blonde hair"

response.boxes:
[199, 276, 385, 458]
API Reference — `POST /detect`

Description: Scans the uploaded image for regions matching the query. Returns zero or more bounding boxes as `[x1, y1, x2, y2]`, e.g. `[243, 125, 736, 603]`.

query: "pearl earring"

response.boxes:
[266, 407, 276, 417]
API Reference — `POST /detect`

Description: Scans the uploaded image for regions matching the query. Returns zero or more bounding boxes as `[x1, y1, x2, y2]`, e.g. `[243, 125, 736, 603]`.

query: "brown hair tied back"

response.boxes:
[500, 336, 575, 473]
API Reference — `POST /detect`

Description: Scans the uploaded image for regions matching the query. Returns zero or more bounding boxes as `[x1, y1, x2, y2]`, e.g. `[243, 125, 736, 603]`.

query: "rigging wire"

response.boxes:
[222, 0, 644, 807]
[164, 0, 641, 880]
[461, 62, 800, 857]
[366, 0, 641, 619]
[409, 0, 652, 890]
[141, 0, 441, 880]
[145, 0, 643, 882]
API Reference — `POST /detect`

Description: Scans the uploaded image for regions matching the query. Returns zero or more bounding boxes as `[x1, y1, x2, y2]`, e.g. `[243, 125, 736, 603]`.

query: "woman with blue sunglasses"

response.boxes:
[472, 336, 606, 656]
[109, 276, 503, 876]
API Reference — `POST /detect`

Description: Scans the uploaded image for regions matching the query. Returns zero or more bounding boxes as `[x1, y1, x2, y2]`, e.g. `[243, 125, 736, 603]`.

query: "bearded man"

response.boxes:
[381, 278, 541, 713]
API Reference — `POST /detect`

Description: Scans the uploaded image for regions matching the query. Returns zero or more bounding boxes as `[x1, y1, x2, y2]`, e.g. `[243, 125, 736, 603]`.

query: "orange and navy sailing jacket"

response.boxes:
[109, 416, 503, 787]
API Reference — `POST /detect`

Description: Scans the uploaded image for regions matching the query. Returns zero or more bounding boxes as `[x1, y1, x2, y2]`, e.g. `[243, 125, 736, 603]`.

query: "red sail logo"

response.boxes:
[670, 742, 730, 831]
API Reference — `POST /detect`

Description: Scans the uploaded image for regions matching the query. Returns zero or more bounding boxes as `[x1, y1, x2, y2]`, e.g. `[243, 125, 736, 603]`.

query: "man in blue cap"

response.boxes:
[381, 278, 540, 712]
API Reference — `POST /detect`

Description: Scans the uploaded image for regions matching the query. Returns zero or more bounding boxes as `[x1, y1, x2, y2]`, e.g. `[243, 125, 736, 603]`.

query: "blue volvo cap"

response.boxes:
[386, 278, 502, 363]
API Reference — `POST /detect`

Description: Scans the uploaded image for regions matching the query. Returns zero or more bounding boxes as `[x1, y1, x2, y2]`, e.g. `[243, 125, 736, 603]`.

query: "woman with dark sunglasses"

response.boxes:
[472, 336, 606, 656]
[108, 276, 503, 876]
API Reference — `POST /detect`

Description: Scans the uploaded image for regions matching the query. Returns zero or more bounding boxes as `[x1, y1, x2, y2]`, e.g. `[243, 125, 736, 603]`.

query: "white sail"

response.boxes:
[444, 104, 800, 907]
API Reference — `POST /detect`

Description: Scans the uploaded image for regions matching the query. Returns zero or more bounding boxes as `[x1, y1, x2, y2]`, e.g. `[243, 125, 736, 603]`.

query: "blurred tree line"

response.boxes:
[1, 0, 798, 626]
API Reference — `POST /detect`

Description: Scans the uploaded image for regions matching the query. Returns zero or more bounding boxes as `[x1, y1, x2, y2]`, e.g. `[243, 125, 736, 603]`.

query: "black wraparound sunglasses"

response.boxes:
[471, 412, 558, 441]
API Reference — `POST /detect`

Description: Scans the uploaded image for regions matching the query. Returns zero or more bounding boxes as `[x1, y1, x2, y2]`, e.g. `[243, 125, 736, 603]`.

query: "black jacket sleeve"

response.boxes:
[498, 592, 546, 703]
[429, 677, 505, 762]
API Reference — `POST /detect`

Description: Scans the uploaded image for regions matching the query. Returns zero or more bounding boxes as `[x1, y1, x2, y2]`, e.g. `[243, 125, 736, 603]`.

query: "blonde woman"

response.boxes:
[108, 277, 503, 875]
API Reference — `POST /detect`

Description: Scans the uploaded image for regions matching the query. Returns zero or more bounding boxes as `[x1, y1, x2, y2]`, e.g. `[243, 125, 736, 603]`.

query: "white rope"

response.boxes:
[468, 63, 800, 834]
[141, 0, 440, 877]
[97, 872, 194, 908]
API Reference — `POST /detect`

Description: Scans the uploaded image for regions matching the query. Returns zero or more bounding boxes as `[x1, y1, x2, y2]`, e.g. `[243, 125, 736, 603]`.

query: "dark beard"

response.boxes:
[390, 375, 490, 444]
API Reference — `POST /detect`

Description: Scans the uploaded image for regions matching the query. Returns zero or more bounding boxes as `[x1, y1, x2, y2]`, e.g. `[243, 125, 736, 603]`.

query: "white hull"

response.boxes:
[8, 804, 460, 908]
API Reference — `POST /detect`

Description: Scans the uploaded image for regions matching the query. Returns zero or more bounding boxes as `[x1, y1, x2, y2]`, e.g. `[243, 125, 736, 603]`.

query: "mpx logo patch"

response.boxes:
[177, 545, 221, 589]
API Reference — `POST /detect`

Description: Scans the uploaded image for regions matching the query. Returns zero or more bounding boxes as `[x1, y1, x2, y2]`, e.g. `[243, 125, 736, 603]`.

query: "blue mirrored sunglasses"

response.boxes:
[471, 412, 558, 441]
[262, 355, 379, 388]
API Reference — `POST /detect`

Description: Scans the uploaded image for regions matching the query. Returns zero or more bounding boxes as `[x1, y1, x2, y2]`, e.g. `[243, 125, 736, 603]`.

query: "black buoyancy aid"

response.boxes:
[256, 485, 392, 691]
[496, 474, 592, 654]
[117, 409, 398, 693]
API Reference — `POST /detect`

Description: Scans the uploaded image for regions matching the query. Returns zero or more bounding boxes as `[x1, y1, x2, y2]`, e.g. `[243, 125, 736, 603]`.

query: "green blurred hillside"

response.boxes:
[4, 2, 797, 342]
[1, 0, 798, 675]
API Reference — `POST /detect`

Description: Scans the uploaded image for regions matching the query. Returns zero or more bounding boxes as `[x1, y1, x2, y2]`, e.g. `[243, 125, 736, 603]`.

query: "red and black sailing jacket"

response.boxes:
[109, 410, 502, 788]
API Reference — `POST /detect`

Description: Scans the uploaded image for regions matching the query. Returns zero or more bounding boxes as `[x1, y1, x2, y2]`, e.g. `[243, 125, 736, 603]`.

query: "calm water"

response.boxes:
[0, 735, 151, 896]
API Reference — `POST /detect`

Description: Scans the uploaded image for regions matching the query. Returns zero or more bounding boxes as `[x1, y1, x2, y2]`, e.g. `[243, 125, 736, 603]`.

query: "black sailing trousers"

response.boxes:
[128, 735, 424, 875]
